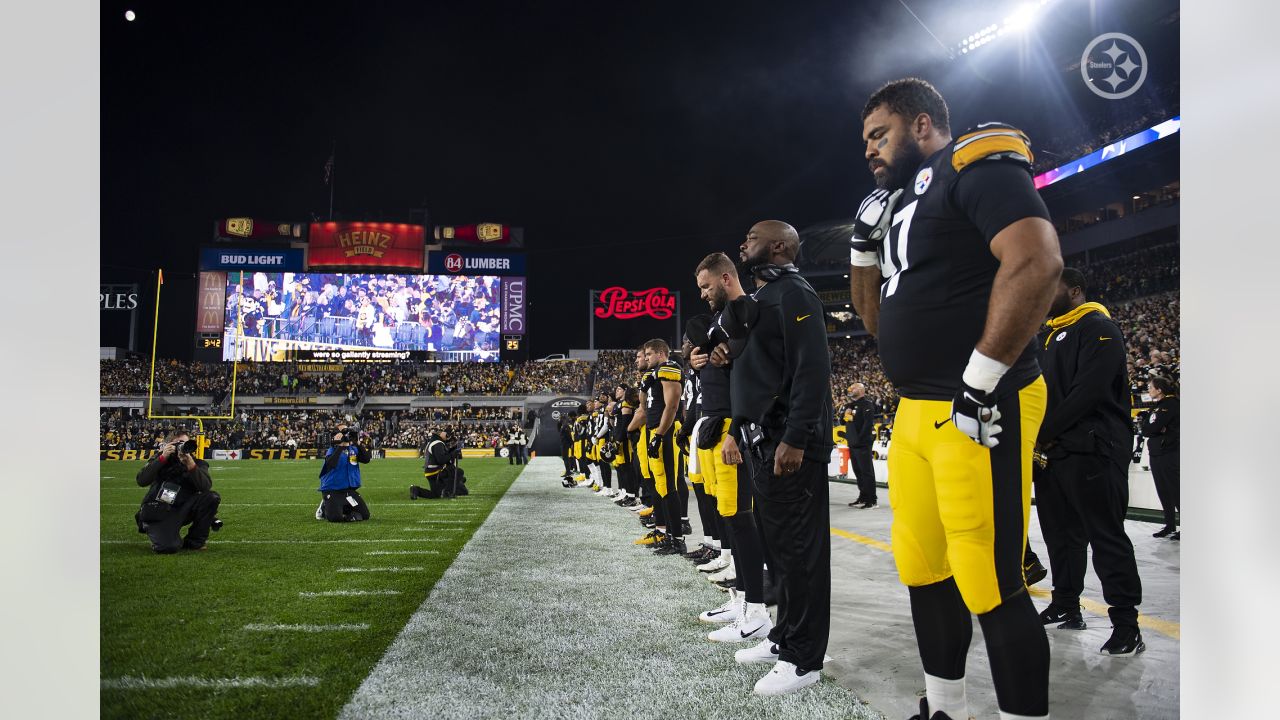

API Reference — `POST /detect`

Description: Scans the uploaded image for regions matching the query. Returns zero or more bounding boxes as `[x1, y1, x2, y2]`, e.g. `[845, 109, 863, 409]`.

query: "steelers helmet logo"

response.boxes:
[1081, 33, 1148, 100]
[914, 167, 933, 195]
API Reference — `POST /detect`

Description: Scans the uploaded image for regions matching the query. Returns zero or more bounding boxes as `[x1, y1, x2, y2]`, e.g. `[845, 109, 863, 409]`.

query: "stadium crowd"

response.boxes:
[506, 359, 592, 395]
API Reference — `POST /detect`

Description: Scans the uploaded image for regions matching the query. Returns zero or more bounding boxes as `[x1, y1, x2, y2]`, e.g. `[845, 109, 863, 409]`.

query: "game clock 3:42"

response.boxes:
[199, 334, 222, 349]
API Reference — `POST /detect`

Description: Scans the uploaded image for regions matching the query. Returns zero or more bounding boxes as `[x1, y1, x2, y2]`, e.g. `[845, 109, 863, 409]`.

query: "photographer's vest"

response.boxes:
[424, 439, 448, 477]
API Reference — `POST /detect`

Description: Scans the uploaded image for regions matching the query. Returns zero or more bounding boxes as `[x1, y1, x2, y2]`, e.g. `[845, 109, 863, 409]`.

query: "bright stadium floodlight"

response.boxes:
[954, 0, 1054, 57]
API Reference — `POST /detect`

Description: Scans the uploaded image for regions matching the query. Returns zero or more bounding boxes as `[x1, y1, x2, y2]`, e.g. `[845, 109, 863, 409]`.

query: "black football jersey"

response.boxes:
[874, 123, 1052, 400]
[644, 360, 682, 429]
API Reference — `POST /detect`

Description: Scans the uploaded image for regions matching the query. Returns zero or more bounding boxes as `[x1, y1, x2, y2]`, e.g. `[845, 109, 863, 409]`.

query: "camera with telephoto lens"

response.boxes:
[174, 439, 198, 455]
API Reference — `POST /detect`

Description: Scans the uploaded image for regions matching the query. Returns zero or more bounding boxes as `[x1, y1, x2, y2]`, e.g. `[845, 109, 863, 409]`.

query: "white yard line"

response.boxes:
[399, 527, 463, 532]
[102, 675, 320, 690]
[300, 590, 401, 598]
[364, 550, 441, 555]
[336, 567, 425, 573]
[412, 520, 474, 524]
[243, 623, 370, 632]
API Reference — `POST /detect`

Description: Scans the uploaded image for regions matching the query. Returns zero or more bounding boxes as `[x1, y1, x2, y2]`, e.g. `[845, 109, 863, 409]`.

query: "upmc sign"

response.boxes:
[428, 251, 526, 276]
[502, 277, 527, 335]
[593, 287, 677, 320]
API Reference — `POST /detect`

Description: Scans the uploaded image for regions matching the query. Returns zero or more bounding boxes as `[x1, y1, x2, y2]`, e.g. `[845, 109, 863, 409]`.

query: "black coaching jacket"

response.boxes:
[1037, 303, 1132, 460]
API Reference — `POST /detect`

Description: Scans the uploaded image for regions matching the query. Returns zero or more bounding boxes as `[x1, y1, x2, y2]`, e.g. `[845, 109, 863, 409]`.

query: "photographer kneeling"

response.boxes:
[410, 427, 468, 499]
[316, 427, 372, 522]
[135, 431, 221, 553]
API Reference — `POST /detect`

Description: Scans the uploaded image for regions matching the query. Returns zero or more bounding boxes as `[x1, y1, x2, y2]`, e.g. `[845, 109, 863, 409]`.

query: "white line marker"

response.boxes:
[299, 590, 401, 597]
[101, 675, 320, 690]
[414, 520, 475, 524]
[336, 567, 425, 573]
[400, 527, 463, 532]
[243, 623, 370, 632]
[365, 550, 442, 555]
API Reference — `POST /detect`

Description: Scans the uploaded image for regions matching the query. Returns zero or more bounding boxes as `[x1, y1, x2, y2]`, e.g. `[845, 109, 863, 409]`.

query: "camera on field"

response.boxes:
[174, 439, 198, 455]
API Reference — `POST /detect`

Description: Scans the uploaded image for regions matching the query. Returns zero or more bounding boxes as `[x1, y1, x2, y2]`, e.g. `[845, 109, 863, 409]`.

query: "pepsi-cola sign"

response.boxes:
[593, 287, 676, 320]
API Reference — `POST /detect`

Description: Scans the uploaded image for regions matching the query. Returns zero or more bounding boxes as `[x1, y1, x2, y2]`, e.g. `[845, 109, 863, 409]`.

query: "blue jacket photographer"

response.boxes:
[135, 431, 221, 553]
[316, 427, 372, 522]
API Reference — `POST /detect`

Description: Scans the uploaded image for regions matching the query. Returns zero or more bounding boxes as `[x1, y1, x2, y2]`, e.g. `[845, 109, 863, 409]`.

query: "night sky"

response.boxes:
[101, 0, 1179, 358]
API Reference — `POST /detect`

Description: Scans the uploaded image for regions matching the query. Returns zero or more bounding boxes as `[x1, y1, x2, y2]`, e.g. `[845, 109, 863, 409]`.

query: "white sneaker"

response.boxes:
[753, 660, 820, 696]
[575, 477, 592, 487]
[629, 503, 648, 513]
[699, 588, 741, 624]
[707, 564, 737, 583]
[709, 602, 772, 643]
[698, 555, 730, 573]
[735, 638, 780, 665]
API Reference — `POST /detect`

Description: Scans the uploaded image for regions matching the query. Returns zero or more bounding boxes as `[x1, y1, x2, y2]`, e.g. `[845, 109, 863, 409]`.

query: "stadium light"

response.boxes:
[954, 0, 1054, 57]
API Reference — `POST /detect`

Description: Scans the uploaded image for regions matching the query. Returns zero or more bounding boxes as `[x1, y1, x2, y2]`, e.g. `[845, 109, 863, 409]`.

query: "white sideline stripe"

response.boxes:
[102, 538, 454, 545]
[400, 527, 463, 532]
[300, 589, 401, 597]
[365, 550, 441, 555]
[413, 520, 474, 524]
[102, 675, 320, 690]
[243, 623, 370, 632]
[336, 567, 425, 573]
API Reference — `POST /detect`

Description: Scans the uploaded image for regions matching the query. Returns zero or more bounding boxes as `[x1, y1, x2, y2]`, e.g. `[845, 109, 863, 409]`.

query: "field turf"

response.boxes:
[100, 457, 523, 720]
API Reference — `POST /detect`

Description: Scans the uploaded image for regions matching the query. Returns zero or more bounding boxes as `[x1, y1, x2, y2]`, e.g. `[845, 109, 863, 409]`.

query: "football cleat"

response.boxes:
[753, 660, 819, 696]
[907, 698, 955, 720]
[735, 638, 781, 665]
[699, 588, 742, 624]
[634, 530, 665, 546]
[654, 537, 687, 556]
[709, 602, 773, 644]
[1024, 556, 1049, 587]
[699, 554, 731, 573]
[707, 563, 737, 584]
[638, 505, 655, 518]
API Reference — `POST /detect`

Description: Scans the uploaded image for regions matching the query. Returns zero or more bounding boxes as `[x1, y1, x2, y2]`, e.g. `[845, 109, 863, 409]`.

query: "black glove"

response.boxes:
[647, 433, 663, 459]
[675, 433, 689, 454]
[950, 381, 1003, 448]
[850, 188, 903, 266]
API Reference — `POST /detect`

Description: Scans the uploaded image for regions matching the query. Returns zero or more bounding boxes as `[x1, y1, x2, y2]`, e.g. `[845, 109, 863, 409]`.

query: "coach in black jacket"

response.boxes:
[844, 383, 878, 508]
[1035, 268, 1144, 656]
[1141, 376, 1180, 538]
[716, 220, 833, 691]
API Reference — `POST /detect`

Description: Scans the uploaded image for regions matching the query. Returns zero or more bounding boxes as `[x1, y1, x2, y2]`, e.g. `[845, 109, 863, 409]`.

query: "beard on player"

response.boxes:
[871, 133, 927, 191]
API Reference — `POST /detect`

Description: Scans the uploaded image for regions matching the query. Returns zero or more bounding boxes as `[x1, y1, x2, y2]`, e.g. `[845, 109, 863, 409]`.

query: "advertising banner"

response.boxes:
[200, 247, 304, 271]
[101, 283, 139, 350]
[433, 223, 524, 248]
[212, 449, 243, 460]
[196, 272, 228, 334]
[502, 276, 527, 335]
[100, 448, 322, 461]
[216, 218, 305, 240]
[427, 251, 526, 275]
[308, 222, 425, 268]
[593, 287, 677, 320]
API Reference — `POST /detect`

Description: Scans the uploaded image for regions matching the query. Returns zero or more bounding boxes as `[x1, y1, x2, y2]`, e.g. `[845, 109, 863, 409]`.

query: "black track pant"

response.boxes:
[749, 439, 830, 672]
[1035, 452, 1142, 626]
[322, 489, 370, 522]
[1150, 450, 1179, 529]
[691, 482, 717, 541]
[599, 459, 612, 488]
[137, 491, 221, 553]
[849, 445, 876, 503]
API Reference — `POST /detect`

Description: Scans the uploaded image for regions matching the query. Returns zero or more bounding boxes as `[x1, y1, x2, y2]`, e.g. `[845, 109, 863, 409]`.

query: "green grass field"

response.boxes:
[100, 457, 523, 720]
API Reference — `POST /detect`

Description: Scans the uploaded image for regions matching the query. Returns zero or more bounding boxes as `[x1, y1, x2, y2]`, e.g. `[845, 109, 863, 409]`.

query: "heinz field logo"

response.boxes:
[594, 287, 676, 320]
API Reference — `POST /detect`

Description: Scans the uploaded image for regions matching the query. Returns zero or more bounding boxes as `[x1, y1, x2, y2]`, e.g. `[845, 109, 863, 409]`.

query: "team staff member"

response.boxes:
[1142, 376, 1179, 540]
[135, 430, 221, 553]
[690, 253, 772, 644]
[1036, 268, 1145, 655]
[612, 383, 642, 507]
[643, 338, 688, 555]
[850, 78, 1061, 720]
[411, 427, 467, 499]
[710, 221, 832, 695]
[845, 383, 879, 508]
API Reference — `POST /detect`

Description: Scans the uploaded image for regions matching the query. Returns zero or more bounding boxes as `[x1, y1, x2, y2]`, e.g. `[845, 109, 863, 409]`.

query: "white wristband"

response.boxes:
[850, 248, 879, 267]
[961, 349, 1010, 394]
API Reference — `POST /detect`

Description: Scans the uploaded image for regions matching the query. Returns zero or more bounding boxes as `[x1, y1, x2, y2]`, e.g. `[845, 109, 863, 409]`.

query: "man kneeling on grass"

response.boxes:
[410, 427, 468, 500]
[135, 430, 221, 553]
[316, 427, 372, 522]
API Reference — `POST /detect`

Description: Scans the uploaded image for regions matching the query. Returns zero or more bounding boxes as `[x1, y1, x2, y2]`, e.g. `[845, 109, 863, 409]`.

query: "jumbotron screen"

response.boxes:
[221, 272, 502, 362]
